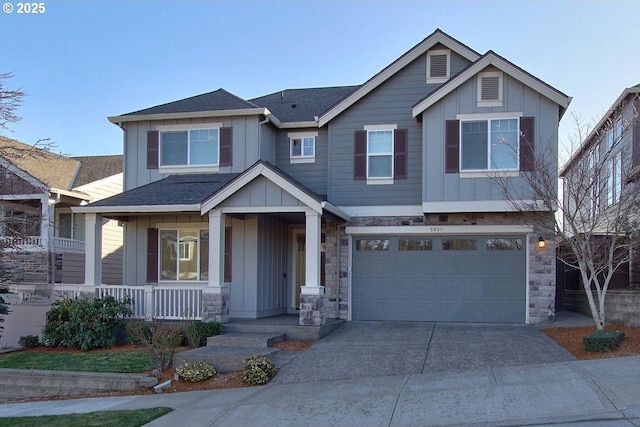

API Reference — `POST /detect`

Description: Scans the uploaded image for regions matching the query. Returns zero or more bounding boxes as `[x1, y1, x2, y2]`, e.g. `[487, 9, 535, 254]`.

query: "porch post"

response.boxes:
[299, 209, 326, 326]
[82, 213, 102, 295]
[202, 209, 229, 323]
[40, 195, 53, 249]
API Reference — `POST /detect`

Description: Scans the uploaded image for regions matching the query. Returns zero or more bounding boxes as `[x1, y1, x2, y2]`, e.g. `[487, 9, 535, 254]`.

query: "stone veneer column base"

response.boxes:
[299, 293, 327, 326]
[201, 291, 229, 323]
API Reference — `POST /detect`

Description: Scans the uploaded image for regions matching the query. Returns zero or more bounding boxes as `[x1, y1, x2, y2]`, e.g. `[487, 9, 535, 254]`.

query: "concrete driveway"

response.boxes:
[272, 321, 576, 384]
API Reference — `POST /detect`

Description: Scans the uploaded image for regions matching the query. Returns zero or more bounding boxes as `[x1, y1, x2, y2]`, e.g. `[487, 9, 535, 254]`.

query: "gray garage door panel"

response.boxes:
[352, 235, 526, 323]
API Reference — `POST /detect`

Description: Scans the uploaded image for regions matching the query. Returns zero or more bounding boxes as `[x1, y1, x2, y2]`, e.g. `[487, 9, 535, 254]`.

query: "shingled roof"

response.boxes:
[249, 86, 360, 123]
[122, 88, 261, 116]
[72, 155, 123, 187]
[0, 136, 80, 190]
[87, 173, 241, 208]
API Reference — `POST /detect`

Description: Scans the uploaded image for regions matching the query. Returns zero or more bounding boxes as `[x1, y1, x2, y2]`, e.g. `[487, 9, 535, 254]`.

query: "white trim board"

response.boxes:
[345, 225, 533, 235]
[422, 200, 545, 213]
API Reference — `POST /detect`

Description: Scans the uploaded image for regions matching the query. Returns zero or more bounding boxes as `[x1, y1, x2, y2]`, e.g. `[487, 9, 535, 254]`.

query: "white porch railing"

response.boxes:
[0, 236, 85, 253]
[56, 284, 204, 320]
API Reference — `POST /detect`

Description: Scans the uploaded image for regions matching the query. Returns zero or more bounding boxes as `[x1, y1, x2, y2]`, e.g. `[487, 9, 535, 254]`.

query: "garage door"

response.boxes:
[351, 235, 526, 323]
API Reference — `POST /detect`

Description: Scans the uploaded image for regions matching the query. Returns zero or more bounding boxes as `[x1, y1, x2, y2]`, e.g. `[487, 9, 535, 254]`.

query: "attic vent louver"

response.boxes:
[480, 76, 500, 101]
[430, 54, 448, 78]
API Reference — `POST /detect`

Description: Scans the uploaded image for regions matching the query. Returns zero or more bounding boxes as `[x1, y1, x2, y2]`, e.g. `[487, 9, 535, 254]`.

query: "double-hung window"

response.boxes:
[607, 151, 623, 206]
[367, 129, 394, 179]
[461, 117, 519, 171]
[289, 132, 317, 163]
[161, 128, 219, 167]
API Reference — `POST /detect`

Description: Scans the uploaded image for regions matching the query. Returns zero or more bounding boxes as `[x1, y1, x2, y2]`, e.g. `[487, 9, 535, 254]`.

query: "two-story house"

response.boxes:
[77, 29, 570, 325]
[0, 137, 123, 295]
[558, 85, 640, 312]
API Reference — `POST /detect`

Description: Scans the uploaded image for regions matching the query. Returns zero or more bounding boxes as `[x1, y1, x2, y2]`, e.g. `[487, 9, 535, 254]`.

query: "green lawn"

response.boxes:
[0, 349, 151, 373]
[0, 408, 173, 427]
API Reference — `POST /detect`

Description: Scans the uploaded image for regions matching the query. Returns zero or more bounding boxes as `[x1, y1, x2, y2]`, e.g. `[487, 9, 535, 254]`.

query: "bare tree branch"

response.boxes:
[0, 72, 25, 132]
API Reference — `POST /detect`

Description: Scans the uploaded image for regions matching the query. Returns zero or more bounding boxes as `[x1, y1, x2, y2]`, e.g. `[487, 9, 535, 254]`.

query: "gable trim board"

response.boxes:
[0, 157, 49, 193]
[318, 29, 480, 127]
[412, 52, 571, 118]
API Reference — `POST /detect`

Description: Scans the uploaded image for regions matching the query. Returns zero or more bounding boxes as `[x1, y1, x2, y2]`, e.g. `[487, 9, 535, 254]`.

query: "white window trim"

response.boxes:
[426, 49, 451, 84]
[477, 71, 504, 108]
[364, 124, 397, 185]
[156, 123, 223, 170]
[288, 131, 318, 164]
[458, 115, 521, 173]
[158, 227, 208, 283]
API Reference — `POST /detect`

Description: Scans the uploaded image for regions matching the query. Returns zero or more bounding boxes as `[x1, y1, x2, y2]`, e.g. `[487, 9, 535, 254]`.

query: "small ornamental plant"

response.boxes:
[242, 355, 278, 385]
[176, 361, 216, 382]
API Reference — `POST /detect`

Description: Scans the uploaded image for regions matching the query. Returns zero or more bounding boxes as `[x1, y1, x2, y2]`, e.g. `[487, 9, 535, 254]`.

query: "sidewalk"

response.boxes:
[2, 356, 640, 426]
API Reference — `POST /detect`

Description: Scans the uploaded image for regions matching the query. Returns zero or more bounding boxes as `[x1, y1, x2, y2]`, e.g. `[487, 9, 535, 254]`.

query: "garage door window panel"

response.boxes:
[486, 238, 523, 250]
[399, 239, 433, 250]
[356, 239, 389, 251]
[442, 239, 477, 250]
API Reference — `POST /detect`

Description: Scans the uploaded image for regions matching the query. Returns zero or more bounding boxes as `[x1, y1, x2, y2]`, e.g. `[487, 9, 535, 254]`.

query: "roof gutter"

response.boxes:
[108, 108, 271, 124]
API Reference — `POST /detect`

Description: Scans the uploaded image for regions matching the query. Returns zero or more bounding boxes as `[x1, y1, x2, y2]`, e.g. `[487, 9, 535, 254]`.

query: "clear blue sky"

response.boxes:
[2, 0, 639, 161]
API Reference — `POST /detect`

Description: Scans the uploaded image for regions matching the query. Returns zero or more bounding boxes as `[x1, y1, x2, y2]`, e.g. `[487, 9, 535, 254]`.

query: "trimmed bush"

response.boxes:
[185, 321, 223, 348]
[242, 355, 278, 385]
[583, 330, 625, 352]
[176, 361, 216, 382]
[18, 335, 40, 348]
[43, 295, 132, 351]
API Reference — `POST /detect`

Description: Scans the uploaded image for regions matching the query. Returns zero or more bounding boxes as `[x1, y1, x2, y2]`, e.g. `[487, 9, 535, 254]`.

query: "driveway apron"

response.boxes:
[271, 321, 576, 384]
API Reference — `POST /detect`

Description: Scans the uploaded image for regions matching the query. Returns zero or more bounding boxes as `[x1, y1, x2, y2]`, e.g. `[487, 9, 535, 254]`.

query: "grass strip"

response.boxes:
[0, 407, 173, 427]
[0, 349, 151, 373]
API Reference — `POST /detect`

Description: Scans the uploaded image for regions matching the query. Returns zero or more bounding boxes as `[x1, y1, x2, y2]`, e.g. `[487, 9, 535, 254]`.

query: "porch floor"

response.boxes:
[224, 315, 344, 341]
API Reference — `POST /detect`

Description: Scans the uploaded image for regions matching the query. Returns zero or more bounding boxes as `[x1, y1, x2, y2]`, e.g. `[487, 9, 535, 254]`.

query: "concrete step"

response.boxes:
[206, 332, 285, 348]
[174, 346, 281, 373]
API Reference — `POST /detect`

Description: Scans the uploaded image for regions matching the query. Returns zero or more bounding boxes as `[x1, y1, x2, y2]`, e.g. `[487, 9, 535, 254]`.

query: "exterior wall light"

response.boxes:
[537, 236, 546, 249]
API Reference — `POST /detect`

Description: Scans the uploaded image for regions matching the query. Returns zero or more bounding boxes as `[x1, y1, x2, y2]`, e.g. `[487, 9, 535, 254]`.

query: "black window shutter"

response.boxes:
[354, 130, 367, 180]
[219, 127, 233, 167]
[224, 227, 232, 282]
[445, 120, 460, 173]
[147, 130, 159, 169]
[394, 129, 408, 179]
[520, 117, 535, 172]
[146, 228, 158, 283]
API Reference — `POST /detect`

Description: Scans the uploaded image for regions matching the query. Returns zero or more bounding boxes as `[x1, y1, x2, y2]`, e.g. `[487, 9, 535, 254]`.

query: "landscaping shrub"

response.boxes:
[126, 321, 152, 345]
[242, 355, 278, 385]
[18, 335, 40, 348]
[176, 361, 216, 382]
[583, 330, 625, 352]
[127, 319, 184, 373]
[185, 321, 223, 348]
[42, 295, 133, 351]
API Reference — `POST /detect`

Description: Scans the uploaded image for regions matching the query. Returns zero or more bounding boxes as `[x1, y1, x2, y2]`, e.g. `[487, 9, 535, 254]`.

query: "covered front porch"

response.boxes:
[76, 161, 349, 326]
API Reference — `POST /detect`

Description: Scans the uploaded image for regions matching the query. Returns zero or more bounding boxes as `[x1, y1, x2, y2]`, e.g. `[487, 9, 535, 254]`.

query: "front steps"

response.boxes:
[173, 332, 286, 373]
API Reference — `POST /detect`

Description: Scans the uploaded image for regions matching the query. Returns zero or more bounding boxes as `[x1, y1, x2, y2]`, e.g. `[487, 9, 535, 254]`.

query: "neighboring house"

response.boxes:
[0, 137, 123, 292]
[77, 29, 571, 325]
[558, 85, 640, 311]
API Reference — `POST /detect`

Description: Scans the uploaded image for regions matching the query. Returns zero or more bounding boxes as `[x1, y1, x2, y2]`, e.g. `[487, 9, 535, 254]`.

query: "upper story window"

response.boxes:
[477, 71, 503, 107]
[288, 132, 317, 164]
[147, 125, 232, 171]
[161, 128, 219, 167]
[607, 118, 622, 149]
[367, 129, 394, 179]
[426, 49, 450, 84]
[461, 117, 519, 171]
[607, 151, 623, 206]
[354, 125, 407, 184]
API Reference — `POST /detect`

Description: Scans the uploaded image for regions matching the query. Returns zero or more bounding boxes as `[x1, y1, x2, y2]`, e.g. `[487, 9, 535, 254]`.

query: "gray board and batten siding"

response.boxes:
[421, 74, 560, 203]
[123, 116, 262, 191]
[327, 48, 472, 206]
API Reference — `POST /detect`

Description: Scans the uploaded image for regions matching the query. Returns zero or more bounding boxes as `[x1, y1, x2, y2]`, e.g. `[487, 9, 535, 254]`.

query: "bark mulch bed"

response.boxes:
[542, 324, 640, 360]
